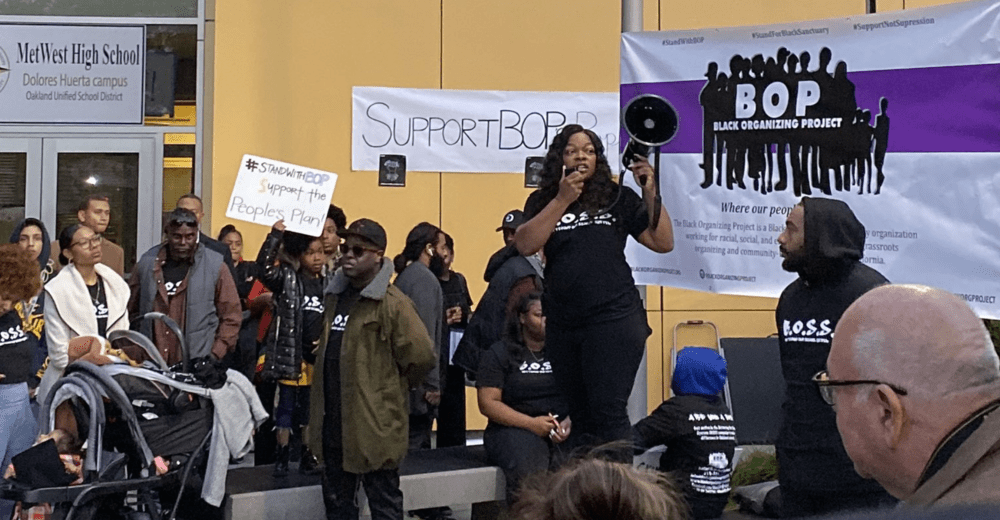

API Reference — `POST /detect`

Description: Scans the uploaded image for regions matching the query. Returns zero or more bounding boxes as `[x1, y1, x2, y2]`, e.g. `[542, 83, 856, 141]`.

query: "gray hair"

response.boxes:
[848, 286, 1000, 401]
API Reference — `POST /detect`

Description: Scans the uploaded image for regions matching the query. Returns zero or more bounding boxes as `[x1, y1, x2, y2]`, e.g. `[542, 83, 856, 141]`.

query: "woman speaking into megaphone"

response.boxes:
[513, 124, 673, 458]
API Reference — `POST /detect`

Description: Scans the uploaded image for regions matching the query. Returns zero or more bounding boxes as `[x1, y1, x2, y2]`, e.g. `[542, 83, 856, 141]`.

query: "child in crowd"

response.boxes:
[632, 347, 737, 520]
[256, 220, 328, 476]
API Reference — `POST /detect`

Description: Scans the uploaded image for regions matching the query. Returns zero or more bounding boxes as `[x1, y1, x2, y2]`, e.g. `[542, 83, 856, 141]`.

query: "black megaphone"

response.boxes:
[621, 94, 679, 229]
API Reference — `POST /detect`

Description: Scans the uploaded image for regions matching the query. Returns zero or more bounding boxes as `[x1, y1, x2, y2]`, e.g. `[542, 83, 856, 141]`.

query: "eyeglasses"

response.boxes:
[812, 370, 908, 406]
[71, 234, 103, 250]
[339, 243, 379, 257]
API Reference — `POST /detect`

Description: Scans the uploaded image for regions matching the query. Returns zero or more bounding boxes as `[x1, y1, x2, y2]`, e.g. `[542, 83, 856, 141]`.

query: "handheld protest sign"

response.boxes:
[226, 154, 338, 237]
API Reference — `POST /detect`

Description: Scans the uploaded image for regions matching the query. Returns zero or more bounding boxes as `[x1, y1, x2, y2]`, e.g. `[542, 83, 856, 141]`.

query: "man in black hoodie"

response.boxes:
[452, 247, 542, 380]
[774, 197, 895, 516]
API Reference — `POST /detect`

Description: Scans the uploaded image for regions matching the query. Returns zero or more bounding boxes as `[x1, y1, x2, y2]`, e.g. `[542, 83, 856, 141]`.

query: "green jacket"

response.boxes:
[308, 258, 435, 473]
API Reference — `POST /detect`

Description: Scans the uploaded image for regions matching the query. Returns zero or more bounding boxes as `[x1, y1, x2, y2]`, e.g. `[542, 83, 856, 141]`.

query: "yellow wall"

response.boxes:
[210, 0, 944, 428]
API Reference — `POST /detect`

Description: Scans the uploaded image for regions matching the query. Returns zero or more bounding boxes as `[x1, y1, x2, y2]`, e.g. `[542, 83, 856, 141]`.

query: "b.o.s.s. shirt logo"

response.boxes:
[782, 318, 833, 344]
[554, 211, 613, 232]
[0, 325, 27, 346]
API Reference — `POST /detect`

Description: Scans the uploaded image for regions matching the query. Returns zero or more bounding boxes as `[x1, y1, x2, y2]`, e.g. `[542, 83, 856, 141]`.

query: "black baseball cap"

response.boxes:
[339, 218, 387, 250]
[496, 209, 524, 232]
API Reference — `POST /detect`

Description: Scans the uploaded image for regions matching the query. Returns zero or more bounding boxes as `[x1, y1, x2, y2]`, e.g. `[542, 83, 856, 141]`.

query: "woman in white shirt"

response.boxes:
[36, 225, 129, 404]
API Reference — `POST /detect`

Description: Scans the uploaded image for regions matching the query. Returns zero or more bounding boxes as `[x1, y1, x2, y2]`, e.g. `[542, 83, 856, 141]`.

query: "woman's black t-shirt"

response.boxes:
[476, 340, 567, 422]
[523, 187, 648, 327]
[87, 277, 108, 337]
[0, 310, 35, 384]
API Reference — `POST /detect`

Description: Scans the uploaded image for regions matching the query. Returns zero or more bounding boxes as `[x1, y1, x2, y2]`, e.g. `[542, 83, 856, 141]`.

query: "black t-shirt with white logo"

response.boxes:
[0, 310, 34, 384]
[476, 340, 567, 421]
[87, 277, 108, 338]
[162, 259, 190, 297]
[300, 275, 325, 355]
[523, 187, 648, 326]
[323, 286, 361, 460]
[633, 395, 737, 519]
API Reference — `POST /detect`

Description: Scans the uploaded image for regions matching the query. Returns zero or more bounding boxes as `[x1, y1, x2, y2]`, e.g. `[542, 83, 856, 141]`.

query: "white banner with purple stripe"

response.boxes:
[621, 0, 1000, 318]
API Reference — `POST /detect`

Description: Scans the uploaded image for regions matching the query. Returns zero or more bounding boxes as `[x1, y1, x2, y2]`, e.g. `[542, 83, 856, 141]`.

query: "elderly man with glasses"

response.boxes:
[822, 284, 1000, 506]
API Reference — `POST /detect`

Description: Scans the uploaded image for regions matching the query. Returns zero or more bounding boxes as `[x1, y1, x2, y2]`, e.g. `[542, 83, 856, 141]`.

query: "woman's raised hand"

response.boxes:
[629, 156, 656, 193]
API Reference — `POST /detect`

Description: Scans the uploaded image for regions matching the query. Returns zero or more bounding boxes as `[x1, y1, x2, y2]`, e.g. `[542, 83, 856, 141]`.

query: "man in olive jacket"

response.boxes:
[308, 218, 435, 520]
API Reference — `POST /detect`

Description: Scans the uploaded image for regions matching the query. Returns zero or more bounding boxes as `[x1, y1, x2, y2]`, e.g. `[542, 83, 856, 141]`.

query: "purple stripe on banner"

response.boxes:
[621, 63, 1000, 154]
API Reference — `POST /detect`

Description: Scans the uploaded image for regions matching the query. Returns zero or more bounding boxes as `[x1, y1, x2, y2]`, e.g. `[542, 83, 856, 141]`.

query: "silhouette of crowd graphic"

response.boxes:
[698, 47, 889, 196]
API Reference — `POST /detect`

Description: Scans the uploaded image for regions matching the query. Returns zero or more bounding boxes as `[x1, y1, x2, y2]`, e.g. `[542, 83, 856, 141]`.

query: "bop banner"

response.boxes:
[352, 86, 619, 174]
[621, 0, 1000, 318]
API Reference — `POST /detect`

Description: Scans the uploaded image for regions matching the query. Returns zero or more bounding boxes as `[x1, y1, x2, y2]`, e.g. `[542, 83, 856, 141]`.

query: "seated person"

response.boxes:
[632, 347, 737, 520]
[476, 292, 570, 504]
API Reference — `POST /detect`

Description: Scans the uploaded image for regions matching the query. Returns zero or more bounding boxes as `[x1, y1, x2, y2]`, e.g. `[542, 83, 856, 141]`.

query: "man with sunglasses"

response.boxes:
[774, 197, 895, 516]
[176, 193, 237, 278]
[307, 218, 435, 520]
[822, 284, 1000, 506]
[128, 208, 242, 366]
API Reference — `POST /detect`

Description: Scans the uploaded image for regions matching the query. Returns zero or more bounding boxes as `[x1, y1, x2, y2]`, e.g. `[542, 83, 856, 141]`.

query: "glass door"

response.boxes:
[41, 138, 157, 273]
[0, 138, 42, 243]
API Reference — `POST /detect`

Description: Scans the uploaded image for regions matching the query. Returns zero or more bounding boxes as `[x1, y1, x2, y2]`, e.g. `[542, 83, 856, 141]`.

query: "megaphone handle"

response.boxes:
[648, 149, 662, 230]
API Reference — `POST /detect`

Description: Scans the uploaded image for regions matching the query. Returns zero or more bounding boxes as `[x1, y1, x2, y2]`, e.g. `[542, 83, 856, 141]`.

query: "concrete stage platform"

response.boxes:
[224, 445, 504, 520]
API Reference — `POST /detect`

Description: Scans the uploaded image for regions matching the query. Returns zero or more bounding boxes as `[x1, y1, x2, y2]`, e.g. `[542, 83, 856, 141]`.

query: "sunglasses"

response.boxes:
[339, 243, 380, 257]
[812, 370, 908, 406]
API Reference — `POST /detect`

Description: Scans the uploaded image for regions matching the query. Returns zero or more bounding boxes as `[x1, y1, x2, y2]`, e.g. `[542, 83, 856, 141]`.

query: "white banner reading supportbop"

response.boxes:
[226, 155, 338, 237]
[621, 0, 1000, 318]
[352, 87, 620, 174]
[0, 24, 145, 124]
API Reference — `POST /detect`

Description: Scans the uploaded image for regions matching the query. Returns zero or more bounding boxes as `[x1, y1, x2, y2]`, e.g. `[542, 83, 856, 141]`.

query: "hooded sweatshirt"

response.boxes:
[775, 197, 890, 494]
[453, 249, 543, 378]
[633, 347, 736, 520]
[9, 218, 55, 385]
[9, 218, 56, 285]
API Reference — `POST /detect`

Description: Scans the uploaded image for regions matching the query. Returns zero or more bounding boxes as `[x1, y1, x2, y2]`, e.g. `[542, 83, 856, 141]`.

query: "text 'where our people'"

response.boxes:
[719, 201, 793, 218]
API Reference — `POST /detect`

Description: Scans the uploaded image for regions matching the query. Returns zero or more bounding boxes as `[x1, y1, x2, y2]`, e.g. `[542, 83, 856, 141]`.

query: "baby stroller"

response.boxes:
[1, 313, 265, 520]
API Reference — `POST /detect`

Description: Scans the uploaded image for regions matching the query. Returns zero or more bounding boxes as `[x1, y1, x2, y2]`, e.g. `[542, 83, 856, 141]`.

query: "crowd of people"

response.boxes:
[0, 122, 997, 520]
